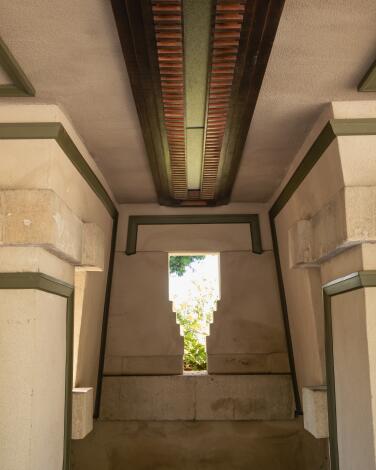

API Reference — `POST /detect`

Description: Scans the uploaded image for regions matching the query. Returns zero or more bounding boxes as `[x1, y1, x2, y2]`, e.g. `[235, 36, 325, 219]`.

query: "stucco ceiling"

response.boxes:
[0, 0, 156, 203]
[0, 0, 375, 204]
[232, 0, 376, 201]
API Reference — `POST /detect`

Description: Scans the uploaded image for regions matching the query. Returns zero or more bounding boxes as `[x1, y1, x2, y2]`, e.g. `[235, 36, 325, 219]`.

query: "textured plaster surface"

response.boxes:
[104, 252, 183, 375]
[332, 289, 376, 470]
[0, 290, 66, 470]
[72, 387, 94, 440]
[302, 386, 328, 439]
[234, 1, 376, 202]
[207, 251, 288, 373]
[0, 2, 154, 203]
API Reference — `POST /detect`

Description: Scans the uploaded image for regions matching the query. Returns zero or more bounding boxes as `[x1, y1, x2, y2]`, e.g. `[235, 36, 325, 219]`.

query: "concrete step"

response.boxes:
[100, 373, 294, 421]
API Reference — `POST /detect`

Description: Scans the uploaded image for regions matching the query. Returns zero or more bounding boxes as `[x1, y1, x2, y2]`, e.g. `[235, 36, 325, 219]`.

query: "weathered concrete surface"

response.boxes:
[207, 251, 289, 374]
[0, 189, 83, 264]
[72, 388, 94, 440]
[302, 386, 328, 439]
[0, 289, 67, 470]
[288, 187, 376, 267]
[105, 252, 183, 375]
[71, 419, 329, 470]
[100, 374, 294, 421]
[80, 222, 105, 271]
[331, 288, 376, 470]
[206, 352, 290, 374]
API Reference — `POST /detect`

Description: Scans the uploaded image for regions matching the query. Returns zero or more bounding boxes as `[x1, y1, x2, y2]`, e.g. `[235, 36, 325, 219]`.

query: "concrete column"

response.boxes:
[275, 102, 376, 469]
[320, 244, 376, 470]
[0, 103, 116, 469]
[0, 247, 74, 470]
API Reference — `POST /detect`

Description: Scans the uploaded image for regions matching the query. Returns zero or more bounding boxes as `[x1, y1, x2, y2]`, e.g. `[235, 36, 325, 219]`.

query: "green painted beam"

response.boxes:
[186, 128, 205, 188]
[125, 213, 263, 255]
[0, 36, 35, 97]
[358, 59, 376, 92]
[184, 0, 212, 190]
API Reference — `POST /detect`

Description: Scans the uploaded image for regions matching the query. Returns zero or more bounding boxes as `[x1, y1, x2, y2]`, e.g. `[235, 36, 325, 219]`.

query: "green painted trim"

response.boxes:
[0, 122, 117, 218]
[358, 59, 376, 92]
[268, 117, 376, 416]
[322, 270, 376, 470]
[0, 37, 35, 97]
[94, 212, 118, 419]
[0, 272, 74, 470]
[125, 213, 263, 255]
[215, 0, 285, 204]
[269, 215, 302, 415]
[270, 118, 376, 220]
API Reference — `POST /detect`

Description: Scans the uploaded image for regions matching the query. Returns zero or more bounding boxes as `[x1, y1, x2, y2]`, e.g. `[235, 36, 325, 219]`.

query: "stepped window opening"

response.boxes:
[169, 253, 220, 371]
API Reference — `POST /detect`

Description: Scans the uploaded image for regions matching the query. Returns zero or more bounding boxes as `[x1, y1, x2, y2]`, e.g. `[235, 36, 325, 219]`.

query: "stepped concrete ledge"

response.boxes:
[100, 374, 294, 421]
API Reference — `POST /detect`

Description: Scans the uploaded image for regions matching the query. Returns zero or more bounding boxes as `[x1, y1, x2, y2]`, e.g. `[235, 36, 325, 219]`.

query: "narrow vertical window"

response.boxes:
[169, 254, 220, 371]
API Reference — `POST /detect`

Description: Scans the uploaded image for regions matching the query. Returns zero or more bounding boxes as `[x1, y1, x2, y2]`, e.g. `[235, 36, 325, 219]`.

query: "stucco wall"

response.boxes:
[104, 203, 288, 376]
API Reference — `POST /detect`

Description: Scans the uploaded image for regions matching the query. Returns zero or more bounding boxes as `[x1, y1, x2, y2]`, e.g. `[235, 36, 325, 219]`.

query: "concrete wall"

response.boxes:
[71, 418, 329, 470]
[207, 251, 289, 373]
[104, 202, 288, 376]
[100, 374, 294, 421]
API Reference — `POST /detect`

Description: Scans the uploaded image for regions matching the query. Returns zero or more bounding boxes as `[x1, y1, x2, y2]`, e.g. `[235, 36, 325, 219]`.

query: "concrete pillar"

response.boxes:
[274, 102, 376, 469]
[0, 103, 114, 468]
[0, 247, 74, 470]
[320, 245, 376, 470]
[0, 192, 106, 468]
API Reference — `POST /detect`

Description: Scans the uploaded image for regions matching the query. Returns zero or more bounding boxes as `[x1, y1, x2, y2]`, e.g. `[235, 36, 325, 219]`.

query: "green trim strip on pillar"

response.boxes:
[0, 121, 119, 419]
[358, 59, 376, 92]
[268, 117, 376, 416]
[94, 211, 118, 418]
[0, 37, 35, 97]
[125, 213, 263, 255]
[323, 270, 376, 470]
[0, 272, 74, 470]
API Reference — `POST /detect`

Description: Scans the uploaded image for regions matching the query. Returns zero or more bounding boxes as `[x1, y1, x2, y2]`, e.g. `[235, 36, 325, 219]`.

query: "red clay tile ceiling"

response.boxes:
[111, 0, 285, 206]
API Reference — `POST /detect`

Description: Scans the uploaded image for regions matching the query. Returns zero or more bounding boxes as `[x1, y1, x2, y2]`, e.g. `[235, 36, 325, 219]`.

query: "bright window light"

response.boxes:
[169, 254, 220, 371]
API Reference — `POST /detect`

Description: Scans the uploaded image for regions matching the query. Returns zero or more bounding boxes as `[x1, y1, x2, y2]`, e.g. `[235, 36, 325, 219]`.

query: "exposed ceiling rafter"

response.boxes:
[111, 0, 284, 206]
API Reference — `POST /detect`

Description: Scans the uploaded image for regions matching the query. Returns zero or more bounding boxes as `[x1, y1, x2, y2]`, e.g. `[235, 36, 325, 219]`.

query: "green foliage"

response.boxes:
[169, 255, 205, 276]
[176, 309, 208, 371]
[174, 277, 216, 371]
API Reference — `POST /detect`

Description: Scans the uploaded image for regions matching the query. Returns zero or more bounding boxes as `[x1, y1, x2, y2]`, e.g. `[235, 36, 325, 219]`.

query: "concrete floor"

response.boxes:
[71, 419, 329, 470]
